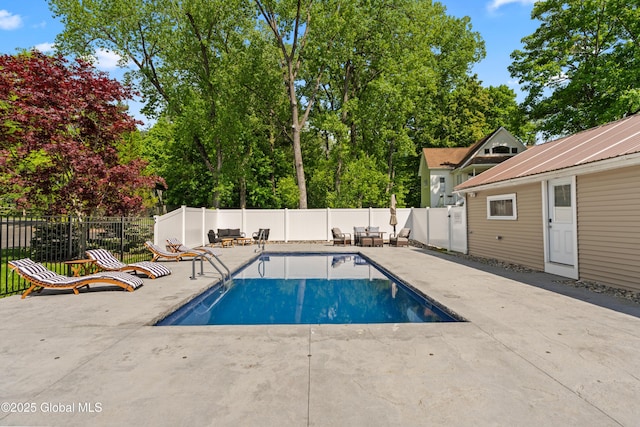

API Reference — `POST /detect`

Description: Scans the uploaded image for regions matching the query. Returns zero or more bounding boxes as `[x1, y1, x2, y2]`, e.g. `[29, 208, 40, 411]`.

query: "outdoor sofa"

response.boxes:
[207, 228, 246, 245]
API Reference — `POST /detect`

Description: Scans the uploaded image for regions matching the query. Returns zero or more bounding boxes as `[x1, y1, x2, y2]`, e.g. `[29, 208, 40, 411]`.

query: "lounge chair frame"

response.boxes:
[86, 249, 171, 279]
[145, 241, 201, 262]
[9, 258, 143, 299]
[165, 238, 222, 257]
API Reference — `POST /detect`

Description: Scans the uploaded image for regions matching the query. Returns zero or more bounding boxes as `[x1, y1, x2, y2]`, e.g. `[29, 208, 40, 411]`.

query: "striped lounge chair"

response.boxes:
[8, 258, 143, 299]
[144, 241, 202, 262]
[86, 249, 172, 279]
[165, 238, 222, 257]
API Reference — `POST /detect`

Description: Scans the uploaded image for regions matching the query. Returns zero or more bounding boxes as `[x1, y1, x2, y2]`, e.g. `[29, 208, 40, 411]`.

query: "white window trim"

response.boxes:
[486, 193, 517, 220]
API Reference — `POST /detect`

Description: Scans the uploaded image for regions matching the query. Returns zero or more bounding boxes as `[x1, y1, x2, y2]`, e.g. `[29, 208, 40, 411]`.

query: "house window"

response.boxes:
[492, 146, 510, 154]
[484, 148, 490, 154]
[487, 193, 517, 220]
[511, 147, 518, 154]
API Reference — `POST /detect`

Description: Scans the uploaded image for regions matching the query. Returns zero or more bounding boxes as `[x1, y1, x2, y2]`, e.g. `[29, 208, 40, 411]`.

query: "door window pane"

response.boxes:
[554, 185, 571, 207]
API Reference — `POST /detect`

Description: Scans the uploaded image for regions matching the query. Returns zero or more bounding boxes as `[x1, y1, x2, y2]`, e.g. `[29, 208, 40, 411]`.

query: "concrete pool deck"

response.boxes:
[1, 243, 639, 426]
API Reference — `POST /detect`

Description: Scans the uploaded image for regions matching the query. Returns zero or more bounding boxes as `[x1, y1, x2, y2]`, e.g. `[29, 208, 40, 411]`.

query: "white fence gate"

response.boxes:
[154, 206, 467, 253]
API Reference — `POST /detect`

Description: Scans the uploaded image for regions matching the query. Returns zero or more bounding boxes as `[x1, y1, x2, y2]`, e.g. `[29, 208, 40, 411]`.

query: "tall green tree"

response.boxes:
[304, 0, 491, 207]
[48, 0, 527, 210]
[510, 0, 640, 138]
[254, 0, 348, 209]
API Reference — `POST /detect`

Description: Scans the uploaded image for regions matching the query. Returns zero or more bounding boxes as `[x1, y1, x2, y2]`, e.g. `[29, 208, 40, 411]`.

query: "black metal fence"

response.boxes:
[1, 215, 155, 297]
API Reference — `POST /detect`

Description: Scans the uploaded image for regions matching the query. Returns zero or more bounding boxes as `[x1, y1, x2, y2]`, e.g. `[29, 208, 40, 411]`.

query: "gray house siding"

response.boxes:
[467, 183, 544, 270]
[577, 166, 640, 291]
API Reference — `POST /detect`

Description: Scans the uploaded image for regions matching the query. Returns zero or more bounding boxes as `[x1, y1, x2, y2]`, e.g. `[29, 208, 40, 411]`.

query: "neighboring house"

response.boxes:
[418, 127, 525, 207]
[454, 114, 640, 293]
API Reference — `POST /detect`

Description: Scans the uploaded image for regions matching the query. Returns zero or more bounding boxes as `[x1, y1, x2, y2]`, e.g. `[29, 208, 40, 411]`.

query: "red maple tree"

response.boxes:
[0, 51, 163, 216]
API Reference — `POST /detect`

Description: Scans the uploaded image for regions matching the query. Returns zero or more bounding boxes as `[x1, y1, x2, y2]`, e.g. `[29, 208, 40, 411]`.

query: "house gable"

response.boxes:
[456, 127, 526, 172]
[419, 127, 525, 207]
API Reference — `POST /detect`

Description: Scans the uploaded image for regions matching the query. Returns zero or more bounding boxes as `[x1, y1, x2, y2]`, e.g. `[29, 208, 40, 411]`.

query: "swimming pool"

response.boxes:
[156, 253, 462, 325]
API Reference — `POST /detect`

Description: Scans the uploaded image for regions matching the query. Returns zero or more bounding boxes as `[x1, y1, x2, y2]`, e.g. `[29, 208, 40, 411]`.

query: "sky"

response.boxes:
[0, 0, 539, 126]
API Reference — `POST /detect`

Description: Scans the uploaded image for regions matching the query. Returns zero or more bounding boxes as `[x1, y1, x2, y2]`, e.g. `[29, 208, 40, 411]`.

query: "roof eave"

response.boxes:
[455, 152, 640, 194]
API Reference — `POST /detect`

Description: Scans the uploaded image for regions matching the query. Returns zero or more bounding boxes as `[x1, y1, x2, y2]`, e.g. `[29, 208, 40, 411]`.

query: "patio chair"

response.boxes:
[144, 241, 202, 262]
[252, 228, 270, 243]
[8, 258, 143, 299]
[86, 249, 172, 279]
[165, 238, 222, 257]
[331, 228, 352, 246]
[207, 229, 219, 245]
[389, 228, 411, 247]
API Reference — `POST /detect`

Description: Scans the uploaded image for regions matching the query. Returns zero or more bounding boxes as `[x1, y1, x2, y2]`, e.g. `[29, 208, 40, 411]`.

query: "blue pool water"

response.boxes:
[157, 253, 461, 326]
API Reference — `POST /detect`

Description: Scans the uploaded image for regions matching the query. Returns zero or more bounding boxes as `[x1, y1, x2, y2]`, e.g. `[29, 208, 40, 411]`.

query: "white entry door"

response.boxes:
[548, 178, 575, 265]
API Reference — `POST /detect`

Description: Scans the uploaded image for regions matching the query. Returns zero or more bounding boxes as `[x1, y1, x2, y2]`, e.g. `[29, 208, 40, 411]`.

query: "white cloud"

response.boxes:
[34, 42, 55, 53]
[487, 0, 535, 12]
[94, 49, 125, 70]
[0, 9, 23, 30]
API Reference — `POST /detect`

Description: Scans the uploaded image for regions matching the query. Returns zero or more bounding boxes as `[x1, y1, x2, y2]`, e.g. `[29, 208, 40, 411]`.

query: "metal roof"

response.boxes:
[455, 114, 640, 191]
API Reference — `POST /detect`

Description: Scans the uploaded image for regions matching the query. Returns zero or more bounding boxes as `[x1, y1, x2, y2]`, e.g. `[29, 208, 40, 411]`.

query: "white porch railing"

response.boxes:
[154, 206, 467, 253]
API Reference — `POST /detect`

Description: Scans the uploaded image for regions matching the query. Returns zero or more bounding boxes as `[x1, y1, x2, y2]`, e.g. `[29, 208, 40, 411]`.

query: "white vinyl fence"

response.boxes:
[154, 206, 467, 253]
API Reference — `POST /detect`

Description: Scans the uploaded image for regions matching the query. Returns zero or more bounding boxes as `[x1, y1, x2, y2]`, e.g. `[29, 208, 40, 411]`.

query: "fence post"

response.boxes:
[201, 207, 207, 246]
[241, 208, 246, 236]
[447, 206, 452, 252]
[120, 216, 125, 259]
[284, 208, 289, 242]
[153, 214, 159, 245]
[67, 215, 73, 260]
[426, 207, 430, 247]
[181, 205, 187, 244]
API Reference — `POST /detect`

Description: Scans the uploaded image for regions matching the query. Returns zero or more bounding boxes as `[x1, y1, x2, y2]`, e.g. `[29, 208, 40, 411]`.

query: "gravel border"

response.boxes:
[410, 240, 640, 305]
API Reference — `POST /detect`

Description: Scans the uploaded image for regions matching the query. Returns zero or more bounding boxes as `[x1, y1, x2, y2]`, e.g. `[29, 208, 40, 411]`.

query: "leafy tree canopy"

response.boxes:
[510, 0, 640, 138]
[49, 0, 528, 209]
[0, 51, 163, 216]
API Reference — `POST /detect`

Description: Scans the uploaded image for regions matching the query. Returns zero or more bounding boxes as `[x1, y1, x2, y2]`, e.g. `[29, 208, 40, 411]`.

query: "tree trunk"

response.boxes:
[289, 77, 308, 209]
[387, 138, 395, 192]
[193, 134, 221, 208]
[291, 121, 308, 209]
[239, 176, 246, 208]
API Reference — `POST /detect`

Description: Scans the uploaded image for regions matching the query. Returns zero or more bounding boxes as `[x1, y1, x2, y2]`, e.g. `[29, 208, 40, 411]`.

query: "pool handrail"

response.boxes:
[190, 252, 230, 284]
